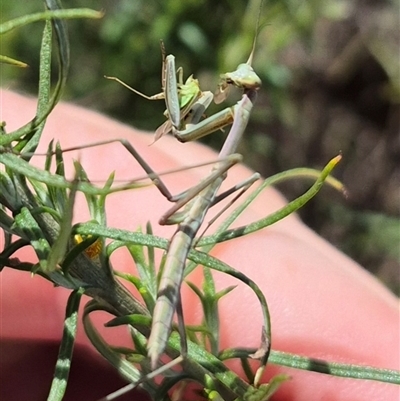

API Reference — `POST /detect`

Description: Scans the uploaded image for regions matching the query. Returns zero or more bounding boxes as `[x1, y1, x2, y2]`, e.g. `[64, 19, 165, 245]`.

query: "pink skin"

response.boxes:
[0, 89, 398, 401]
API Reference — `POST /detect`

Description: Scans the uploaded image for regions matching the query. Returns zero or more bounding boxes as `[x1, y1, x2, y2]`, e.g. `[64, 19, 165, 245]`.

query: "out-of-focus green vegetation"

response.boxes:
[1, 0, 399, 294]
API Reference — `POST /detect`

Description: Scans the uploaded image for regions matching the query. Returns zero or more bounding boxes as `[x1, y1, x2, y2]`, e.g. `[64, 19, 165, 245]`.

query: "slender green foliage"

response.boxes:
[0, 2, 398, 401]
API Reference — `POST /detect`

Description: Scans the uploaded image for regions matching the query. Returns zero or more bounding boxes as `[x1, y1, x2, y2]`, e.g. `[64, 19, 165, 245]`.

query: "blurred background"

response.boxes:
[1, 0, 399, 295]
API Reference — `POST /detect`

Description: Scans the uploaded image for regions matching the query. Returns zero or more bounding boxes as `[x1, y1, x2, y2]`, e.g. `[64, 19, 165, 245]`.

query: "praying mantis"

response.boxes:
[131, 6, 265, 369]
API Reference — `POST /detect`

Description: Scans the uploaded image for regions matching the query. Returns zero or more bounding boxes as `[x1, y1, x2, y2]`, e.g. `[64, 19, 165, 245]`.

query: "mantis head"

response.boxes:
[214, 1, 263, 104]
[214, 58, 262, 104]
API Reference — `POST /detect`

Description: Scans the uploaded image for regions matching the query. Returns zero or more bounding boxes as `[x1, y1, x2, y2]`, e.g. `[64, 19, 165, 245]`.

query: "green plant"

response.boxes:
[0, 2, 399, 401]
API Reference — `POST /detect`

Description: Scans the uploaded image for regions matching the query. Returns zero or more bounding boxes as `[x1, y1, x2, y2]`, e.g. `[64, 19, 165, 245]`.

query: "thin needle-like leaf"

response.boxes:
[47, 288, 84, 401]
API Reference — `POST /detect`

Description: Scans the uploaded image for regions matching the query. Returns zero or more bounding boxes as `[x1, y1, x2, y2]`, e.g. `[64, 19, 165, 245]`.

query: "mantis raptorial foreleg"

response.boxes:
[105, 31, 258, 147]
